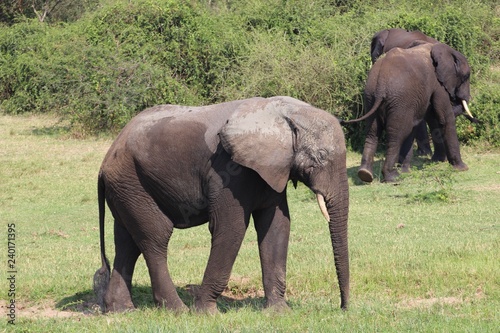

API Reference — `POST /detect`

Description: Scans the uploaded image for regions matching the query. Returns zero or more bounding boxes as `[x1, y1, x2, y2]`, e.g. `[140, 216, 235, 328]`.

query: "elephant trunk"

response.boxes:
[323, 170, 350, 310]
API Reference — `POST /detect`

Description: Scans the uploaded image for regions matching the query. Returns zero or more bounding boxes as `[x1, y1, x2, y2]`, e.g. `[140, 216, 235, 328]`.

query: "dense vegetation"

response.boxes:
[1, 0, 499, 147]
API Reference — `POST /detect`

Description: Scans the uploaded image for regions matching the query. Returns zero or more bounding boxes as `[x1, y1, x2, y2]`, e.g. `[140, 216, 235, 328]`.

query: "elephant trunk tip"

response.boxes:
[340, 294, 349, 311]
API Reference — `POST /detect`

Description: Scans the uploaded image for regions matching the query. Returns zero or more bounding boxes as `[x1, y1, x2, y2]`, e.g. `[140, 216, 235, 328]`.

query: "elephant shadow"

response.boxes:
[56, 284, 266, 315]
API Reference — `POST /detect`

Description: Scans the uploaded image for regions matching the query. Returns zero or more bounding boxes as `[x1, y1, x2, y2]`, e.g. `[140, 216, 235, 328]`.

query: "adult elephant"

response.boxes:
[342, 43, 470, 182]
[93, 96, 350, 313]
[370, 28, 477, 156]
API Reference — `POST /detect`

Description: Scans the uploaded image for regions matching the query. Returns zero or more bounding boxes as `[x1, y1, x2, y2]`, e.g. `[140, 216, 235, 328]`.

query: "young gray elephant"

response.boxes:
[343, 43, 470, 182]
[94, 96, 350, 313]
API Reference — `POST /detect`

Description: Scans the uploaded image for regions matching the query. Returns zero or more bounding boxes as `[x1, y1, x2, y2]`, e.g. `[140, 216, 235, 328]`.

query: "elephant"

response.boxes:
[93, 96, 350, 314]
[370, 28, 439, 64]
[370, 28, 477, 156]
[342, 42, 470, 182]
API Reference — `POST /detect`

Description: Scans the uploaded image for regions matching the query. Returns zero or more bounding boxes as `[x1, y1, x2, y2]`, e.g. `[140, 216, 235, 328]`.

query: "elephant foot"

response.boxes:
[417, 149, 432, 156]
[194, 298, 219, 315]
[382, 170, 399, 183]
[401, 164, 411, 173]
[431, 154, 447, 163]
[452, 162, 468, 172]
[104, 300, 136, 313]
[358, 167, 374, 183]
[157, 301, 189, 314]
[264, 299, 290, 313]
[416, 146, 432, 156]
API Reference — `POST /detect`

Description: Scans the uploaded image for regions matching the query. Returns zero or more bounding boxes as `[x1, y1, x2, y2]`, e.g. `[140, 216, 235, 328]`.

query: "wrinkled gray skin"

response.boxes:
[371, 28, 439, 155]
[370, 28, 438, 64]
[370, 28, 479, 157]
[343, 43, 470, 182]
[93, 96, 350, 314]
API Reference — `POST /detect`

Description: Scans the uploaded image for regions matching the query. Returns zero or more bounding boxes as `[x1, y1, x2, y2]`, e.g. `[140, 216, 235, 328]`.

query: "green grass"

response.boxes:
[1, 115, 499, 332]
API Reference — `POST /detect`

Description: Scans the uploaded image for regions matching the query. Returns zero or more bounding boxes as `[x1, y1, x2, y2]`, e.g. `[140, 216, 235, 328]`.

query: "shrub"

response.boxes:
[0, 0, 498, 144]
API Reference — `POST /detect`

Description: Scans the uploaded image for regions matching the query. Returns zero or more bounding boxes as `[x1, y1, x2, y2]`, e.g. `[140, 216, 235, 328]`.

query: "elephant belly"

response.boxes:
[134, 162, 212, 229]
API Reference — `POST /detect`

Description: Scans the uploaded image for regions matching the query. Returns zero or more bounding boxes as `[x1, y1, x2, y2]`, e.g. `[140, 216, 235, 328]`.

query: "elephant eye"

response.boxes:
[313, 149, 329, 166]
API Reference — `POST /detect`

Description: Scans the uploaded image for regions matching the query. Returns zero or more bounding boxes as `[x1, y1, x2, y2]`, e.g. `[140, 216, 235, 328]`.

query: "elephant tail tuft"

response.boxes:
[94, 171, 110, 312]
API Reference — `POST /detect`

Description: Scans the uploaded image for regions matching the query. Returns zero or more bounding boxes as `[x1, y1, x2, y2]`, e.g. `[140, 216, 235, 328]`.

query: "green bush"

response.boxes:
[0, 0, 498, 145]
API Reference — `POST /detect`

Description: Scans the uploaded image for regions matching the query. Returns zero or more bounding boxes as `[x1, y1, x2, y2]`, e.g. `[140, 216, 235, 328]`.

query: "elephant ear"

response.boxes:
[370, 29, 389, 62]
[431, 43, 469, 99]
[219, 98, 299, 193]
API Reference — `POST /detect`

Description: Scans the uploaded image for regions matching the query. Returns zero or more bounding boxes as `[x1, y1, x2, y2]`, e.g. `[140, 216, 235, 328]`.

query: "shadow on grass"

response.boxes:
[56, 284, 266, 315]
[347, 153, 435, 185]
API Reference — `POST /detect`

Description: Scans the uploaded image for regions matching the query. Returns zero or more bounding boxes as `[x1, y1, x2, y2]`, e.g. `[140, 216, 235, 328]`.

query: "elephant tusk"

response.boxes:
[316, 193, 330, 222]
[462, 100, 473, 118]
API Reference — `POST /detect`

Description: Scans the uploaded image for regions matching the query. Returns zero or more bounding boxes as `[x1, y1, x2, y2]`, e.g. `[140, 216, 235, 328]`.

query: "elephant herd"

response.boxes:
[93, 28, 476, 314]
[343, 28, 477, 182]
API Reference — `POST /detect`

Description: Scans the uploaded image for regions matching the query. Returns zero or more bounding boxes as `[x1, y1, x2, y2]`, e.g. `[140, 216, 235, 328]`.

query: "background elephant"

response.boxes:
[93, 96, 350, 313]
[343, 43, 470, 182]
[370, 28, 477, 157]
[370, 28, 438, 64]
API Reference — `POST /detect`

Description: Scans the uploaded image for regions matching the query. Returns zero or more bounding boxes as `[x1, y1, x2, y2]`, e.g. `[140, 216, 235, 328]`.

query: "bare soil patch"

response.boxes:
[397, 297, 463, 309]
[1, 299, 88, 319]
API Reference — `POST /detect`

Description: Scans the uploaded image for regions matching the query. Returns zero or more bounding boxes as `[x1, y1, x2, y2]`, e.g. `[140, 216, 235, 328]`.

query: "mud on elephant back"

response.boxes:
[93, 96, 350, 314]
[342, 42, 471, 183]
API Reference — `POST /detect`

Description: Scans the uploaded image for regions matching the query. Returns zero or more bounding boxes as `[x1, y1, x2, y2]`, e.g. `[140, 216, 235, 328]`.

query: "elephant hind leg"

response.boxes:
[358, 117, 381, 183]
[130, 206, 187, 312]
[104, 219, 141, 312]
[142, 247, 187, 312]
[195, 196, 251, 313]
[107, 190, 187, 313]
[383, 132, 412, 183]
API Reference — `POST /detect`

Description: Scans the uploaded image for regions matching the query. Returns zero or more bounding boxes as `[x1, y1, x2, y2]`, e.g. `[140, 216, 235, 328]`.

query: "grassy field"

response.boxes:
[1, 114, 499, 332]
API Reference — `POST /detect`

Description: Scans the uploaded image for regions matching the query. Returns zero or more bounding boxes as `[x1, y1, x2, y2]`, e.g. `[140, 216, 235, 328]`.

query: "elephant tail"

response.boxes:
[93, 171, 110, 311]
[340, 98, 383, 125]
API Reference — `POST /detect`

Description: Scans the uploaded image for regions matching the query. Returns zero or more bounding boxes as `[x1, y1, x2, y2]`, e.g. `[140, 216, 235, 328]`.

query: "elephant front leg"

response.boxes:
[442, 118, 468, 171]
[253, 200, 291, 311]
[427, 117, 447, 162]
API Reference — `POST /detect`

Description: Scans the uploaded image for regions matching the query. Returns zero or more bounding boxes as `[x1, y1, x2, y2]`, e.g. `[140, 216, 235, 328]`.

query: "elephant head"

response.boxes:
[219, 96, 350, 309]
[431, 43, 473, 118]
[371, 28, 439, 64]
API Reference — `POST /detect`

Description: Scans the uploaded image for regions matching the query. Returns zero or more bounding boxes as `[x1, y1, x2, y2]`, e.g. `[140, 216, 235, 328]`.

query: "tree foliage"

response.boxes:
[0, 0, 498, 146]
[0, 0, 99, 24]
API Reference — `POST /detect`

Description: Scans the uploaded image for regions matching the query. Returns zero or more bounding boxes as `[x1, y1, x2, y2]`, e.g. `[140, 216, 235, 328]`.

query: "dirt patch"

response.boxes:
[397, 296, 463, 309]
[468, 183, 500, 192]
[397, 288, 486, 310]
[0, 299, 99, 319]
